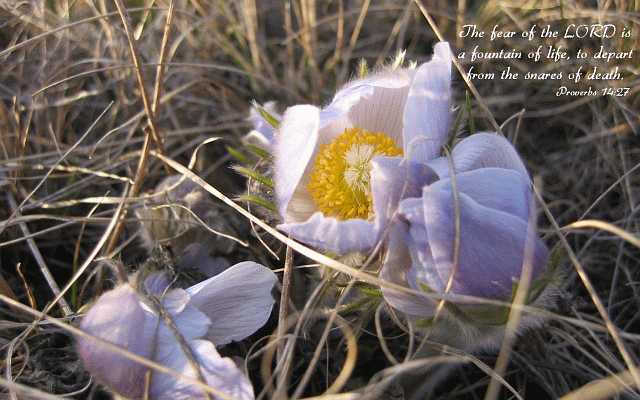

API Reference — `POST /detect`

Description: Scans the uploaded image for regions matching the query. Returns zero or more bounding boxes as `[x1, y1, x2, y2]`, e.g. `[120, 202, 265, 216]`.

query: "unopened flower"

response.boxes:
[381, 133, 552, 350]
[270, 43, 452, 254]
[77, 262, 276, 399]
[137, 175, 240, 256]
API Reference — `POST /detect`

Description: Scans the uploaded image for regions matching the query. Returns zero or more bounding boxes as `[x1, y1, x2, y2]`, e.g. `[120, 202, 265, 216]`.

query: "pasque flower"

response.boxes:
[380, 133, 552, 349]
[77, 262, 276, 399]
[268, 43, 452, 254]
[137, 175, 240, 257]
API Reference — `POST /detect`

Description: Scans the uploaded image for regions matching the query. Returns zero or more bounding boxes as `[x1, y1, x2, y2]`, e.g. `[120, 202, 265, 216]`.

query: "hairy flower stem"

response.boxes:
[276, 244, 294, 365]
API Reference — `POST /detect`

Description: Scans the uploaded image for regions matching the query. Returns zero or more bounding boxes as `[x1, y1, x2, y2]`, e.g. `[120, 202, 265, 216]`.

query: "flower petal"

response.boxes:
[380, 220, 436, 317]
[244, 101, 280, 149]
[275, 105, 321, 220]
[77, 285, 156, 399]
[370, 156, 438, 232]
[278, 212, 376, 255]
[144, 271, 172, 295]
[323, 69, 413, 145]
[421, 177, 549, 299]
[186, 262, 277, 346]
[191, 341, 254, 400]
[324, 69, 413, 120]
[151, 340, 254, 400]
[279, 157, 437, 255]
[397, 198, 446, 294]
[438, 168, 531, 220]
[192, 341, 254, 400]
[402, 42, 453, 163]
[427, 132, 530, 179]
[159, 289, 212, 340]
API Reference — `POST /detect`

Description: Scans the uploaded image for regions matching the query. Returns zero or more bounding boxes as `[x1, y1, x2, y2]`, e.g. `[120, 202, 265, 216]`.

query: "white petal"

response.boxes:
[283, 184, 317, 223]
[275, 105, 321, 220]
[151, 340, 254, 400]
[324, 69, 412, 121]
[186, 262, 277, 345]
[244, 101, 280, 150]
[161, 289, 212, 341]
[402, 42, 452, 163]
[342, 70, 413, 145]
[427, 132, 530, 179]
[243, 129, 272, 150]
[278, 212, 377, 255]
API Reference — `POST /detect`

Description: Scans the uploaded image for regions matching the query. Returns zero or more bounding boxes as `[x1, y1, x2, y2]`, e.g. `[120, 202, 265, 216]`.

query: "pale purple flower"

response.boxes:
[259, 42, 452, 255]
[381, 133, 550, 325]
[77, 262, 276, 399]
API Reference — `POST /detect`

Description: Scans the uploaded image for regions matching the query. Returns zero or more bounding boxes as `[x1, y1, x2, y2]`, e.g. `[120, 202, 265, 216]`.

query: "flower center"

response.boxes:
[307, 127, 402, 220]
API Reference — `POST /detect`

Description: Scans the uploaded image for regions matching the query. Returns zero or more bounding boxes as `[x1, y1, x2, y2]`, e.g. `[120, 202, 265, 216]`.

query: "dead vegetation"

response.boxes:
[0, 0, 639, 399]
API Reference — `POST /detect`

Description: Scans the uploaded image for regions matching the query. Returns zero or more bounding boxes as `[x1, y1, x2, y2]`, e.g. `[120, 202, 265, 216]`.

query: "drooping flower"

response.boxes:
[381, 133, 553, 350]
[136, 175, 241, 257]
[77, 262, 277, 399]
[269, 42, 452, 254]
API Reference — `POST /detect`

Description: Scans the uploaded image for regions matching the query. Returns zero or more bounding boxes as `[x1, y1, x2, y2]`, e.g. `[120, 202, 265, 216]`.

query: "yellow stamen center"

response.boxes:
[307, 127, 403, 220]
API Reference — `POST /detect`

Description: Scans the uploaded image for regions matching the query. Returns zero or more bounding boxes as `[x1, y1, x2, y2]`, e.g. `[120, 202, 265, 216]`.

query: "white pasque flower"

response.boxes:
[269, 42, 452, 255]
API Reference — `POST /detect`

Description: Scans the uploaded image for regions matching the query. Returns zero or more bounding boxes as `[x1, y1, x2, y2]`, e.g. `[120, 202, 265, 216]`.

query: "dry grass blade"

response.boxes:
[151, 0, 175, 115]
[105, 0, 174, 254]
[564, 220, 640, 249]
[560, 366, 640, 400]
[534, 186, 640, 393]
[0, 7, 159, 58]
[6, 192, 72, 316]
[111, 0, 164, 151]
[0, 102, 114, 236]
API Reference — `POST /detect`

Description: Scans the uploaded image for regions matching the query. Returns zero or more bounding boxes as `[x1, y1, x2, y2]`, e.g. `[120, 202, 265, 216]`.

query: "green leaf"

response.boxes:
[360, 287, 383, 298]
[419, 281, 510, 326]
[252, 101, 280, 128]
[341, 297, 377, 315]
[232, 166, 274, 188]
[418, 282, 436, 293]
[451, 302, 510, 326]
[236, 194, 277, 212]
[226, 146, 251, 164]
[245, 144, 271, 160]
[415, 318, 434, 328]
